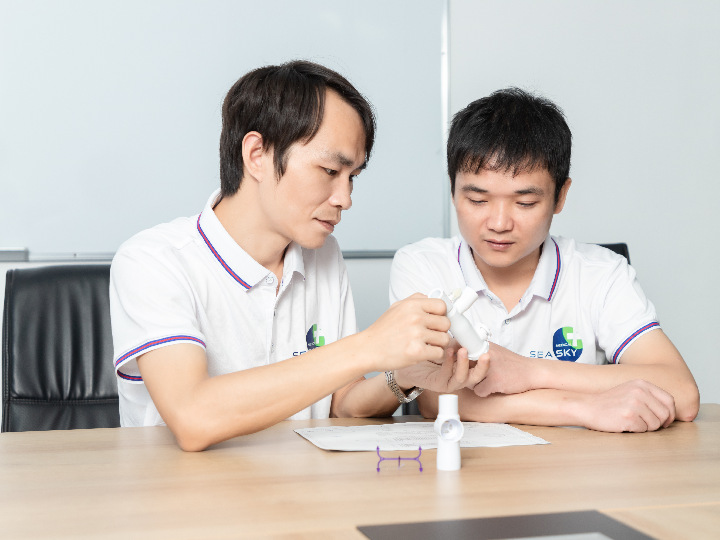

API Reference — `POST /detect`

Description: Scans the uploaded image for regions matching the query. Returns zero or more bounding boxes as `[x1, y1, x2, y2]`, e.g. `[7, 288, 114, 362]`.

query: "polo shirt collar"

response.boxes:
[281, 241, 305, 284]
[196, 190, 305, 290]
[457, 234, 561, 301]
[527, 236, 562, 301]
[457, 235, 489, 293]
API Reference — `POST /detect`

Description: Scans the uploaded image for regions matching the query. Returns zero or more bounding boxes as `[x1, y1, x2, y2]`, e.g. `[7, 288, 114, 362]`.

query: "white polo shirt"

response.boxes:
[110, 190, 357, 427]
[390, 235, 659, 365]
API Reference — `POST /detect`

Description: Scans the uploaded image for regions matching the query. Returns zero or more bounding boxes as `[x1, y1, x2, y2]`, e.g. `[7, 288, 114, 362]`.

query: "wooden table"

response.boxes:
[1, 404, 718, 539]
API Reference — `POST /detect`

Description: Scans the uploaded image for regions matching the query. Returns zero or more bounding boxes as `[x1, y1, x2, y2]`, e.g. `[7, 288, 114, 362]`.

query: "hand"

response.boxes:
[362, 293, 451, 371]
[471, 343, 542, 396]
[394, 340, 489, 394]
[577, 379, 676, 432]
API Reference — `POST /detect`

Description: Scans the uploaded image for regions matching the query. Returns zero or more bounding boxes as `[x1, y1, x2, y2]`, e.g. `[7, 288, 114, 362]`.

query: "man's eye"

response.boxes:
[518, 202, 537, 208]
[468, 199, 486, 205]
[324, 168, 338, 176]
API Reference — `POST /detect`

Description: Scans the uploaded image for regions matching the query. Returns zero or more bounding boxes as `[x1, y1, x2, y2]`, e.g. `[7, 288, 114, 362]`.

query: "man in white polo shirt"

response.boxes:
[110, 61, 486, 451]
[390, 88, 699, 432]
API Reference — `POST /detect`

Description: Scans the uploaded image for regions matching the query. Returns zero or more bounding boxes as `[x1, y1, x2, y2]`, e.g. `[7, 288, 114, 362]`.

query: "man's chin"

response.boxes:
[296, 234, 330, 251]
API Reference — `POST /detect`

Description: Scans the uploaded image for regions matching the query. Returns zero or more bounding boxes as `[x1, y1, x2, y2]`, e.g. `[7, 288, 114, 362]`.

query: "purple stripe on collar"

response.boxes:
[114, 335, 206, 368]
[457, 242, 462, 265]
[197, 214, 251, 289]
[547, 239, 561, 301]
[612, 322, 660, 364]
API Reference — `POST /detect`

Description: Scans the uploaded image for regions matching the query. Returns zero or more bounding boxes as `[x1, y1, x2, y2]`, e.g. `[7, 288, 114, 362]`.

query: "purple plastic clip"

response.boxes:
[376, 446, 423, 472]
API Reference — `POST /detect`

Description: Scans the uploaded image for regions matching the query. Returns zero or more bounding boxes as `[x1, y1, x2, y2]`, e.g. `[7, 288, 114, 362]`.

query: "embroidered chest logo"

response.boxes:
[552, 326, 583, 361]
[306, 324, 325, 350]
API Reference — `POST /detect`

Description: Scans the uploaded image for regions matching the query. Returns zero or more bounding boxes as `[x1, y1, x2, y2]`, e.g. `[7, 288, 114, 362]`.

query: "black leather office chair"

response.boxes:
[400, 242, 631, 416]
[2, 264, 120, 432]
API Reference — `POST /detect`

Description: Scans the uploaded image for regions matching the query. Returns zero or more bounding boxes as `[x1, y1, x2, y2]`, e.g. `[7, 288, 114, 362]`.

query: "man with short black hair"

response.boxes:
[110, 61, 486, 451]
[390, 88, 699, 432]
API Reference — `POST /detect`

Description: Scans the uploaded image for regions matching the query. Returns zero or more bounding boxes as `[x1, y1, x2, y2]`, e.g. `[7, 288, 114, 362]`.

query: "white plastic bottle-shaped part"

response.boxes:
[434, 394, 464, 471]
[428, 287, 490, 360]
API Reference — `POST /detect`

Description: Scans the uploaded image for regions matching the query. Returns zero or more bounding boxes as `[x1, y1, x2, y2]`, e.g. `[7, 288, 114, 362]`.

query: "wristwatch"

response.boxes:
[384, 371, 424, 403]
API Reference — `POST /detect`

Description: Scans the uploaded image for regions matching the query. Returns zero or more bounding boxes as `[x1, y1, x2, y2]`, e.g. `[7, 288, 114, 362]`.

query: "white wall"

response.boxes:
[449, 0, 720, 403]
[0, 0, 447, 255]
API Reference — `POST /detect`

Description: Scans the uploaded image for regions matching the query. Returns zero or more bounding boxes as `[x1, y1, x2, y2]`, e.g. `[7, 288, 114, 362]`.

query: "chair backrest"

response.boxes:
[2, 264, 119, 432]
[598, 243, 630, 263]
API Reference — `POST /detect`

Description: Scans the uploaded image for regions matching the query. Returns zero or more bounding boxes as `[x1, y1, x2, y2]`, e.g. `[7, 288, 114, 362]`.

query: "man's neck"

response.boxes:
[213, 190, 287, 279]
[473, 246, 542, 312]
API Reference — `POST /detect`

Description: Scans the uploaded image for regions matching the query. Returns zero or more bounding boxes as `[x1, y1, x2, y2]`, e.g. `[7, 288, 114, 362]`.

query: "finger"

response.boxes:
[423, 312, 451, 333]
[643, 392, 675, 429]
[449, 347, 470, 385]
[471, 352, 493, 396]
[418, 343, 446, 363]
[466, 354, 489, 387]
[646, 386, 676, 427]
[636, 403, 662, 432]
[419, 297, 449, 316]
[421, 328, 451, 350]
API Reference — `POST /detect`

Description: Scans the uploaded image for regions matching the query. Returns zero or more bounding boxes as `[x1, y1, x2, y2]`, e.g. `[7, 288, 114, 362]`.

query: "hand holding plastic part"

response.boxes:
[428, 287, 490, 360]
[434, 394, 464, 471]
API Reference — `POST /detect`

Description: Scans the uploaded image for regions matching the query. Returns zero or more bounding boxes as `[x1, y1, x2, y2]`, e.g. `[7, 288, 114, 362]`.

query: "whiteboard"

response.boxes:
[0, 0, 447, 256]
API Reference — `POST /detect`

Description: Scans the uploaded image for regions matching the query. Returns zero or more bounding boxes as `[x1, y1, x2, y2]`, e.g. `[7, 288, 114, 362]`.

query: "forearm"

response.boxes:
[419, 388, 590, 427]
[331, 373, 401, 418]
[533, 360, 698, 420]
[144, 335, 373, 450]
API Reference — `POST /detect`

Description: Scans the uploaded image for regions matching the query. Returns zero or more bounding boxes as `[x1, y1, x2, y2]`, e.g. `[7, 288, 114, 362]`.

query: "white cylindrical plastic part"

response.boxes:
[435, 394, 464, 471]
[452, 287, 479, 314]
[447, 312, 488, 360]
[437, 393, 459, 418]
[428, 288, 490, 360]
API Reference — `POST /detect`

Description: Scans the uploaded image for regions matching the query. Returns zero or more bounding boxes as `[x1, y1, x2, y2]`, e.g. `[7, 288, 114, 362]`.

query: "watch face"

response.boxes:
[438, 418, 464, 442]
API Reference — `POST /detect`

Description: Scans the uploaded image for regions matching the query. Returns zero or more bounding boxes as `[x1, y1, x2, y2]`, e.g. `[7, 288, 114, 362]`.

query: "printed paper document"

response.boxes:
[295, 422, 549, 451]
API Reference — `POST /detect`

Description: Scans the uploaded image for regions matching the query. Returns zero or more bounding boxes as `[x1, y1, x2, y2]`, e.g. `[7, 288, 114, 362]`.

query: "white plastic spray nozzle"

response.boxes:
[428, 287, 490, 360]
[434, 394, 464, 471]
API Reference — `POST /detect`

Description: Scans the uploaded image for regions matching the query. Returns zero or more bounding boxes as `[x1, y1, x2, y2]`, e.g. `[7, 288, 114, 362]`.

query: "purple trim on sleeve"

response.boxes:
[197, 214, 251, 289]
[117, 371, 143, 382]
[612, 322, 660, 364]
[114, 335, 206, 368]
[547, 239, 561, 301]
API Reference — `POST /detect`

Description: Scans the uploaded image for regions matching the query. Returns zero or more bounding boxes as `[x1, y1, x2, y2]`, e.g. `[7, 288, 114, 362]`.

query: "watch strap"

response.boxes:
[384, 371, 424, 404]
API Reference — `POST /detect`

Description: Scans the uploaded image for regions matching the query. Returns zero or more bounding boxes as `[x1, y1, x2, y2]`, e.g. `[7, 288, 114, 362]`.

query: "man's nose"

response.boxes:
[487, 201, 513, 232]
[329, 179, 353, 210]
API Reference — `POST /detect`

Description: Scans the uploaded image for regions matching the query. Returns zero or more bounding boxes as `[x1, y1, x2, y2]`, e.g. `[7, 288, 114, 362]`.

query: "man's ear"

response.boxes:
[554, 178, 572, 214]
[241, 131, 267, 182]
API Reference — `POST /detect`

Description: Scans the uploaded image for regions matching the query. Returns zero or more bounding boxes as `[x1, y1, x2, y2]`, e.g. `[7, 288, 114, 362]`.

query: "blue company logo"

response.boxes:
[305, 324, 325, 350]
[552, 326, 583, 361]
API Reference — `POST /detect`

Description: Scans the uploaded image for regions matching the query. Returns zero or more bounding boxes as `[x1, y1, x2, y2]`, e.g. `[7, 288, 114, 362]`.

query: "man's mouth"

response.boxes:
[485, 239, 514, 250]
[316, 218, 339, 232]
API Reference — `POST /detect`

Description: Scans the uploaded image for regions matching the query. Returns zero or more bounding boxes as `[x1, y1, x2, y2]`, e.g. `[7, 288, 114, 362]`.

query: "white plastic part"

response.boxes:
[434, 394, 464, 471]
[428, 287, 490, 360]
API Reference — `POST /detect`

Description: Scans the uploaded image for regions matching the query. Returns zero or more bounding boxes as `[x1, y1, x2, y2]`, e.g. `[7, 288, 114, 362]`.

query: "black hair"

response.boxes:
[219, 60, 375, 197]
[447, 87, 571, 203]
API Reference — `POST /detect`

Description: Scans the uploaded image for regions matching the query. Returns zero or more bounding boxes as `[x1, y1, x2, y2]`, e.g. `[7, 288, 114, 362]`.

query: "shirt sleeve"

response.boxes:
[389, 244, 463, 304]
[109, 239, 206, 383]
[338, 253, 359, 340]
[594, 257, 659, 364]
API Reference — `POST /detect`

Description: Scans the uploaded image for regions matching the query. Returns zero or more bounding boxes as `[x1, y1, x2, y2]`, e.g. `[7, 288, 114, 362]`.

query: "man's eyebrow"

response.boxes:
[460, 185, 545, 195]
[460, 185, 488, 194]
[325, 151, 366, 170]
[515, 187, 545, 196]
